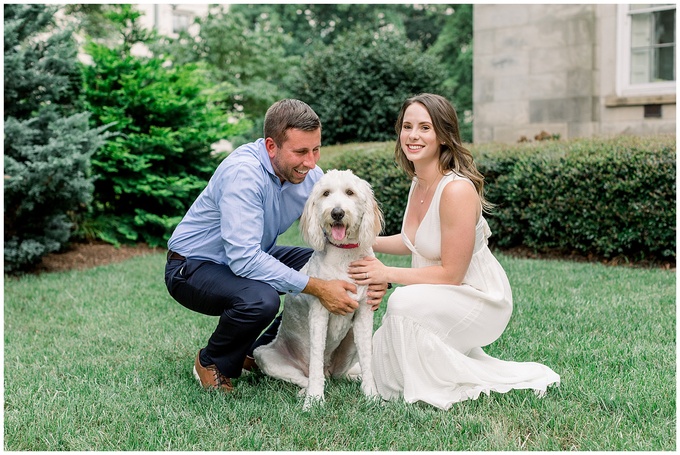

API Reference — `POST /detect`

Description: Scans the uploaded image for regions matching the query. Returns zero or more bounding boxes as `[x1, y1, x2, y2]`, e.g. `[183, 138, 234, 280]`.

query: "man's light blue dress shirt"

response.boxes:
[167, 138, 323, 295]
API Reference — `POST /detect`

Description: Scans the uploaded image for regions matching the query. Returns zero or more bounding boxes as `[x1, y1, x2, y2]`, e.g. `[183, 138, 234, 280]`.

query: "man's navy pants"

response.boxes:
[164, 246, 313, 378]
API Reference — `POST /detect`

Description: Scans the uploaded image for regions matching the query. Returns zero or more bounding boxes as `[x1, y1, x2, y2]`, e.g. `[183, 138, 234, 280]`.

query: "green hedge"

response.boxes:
[475, 135, 676, 262]
[325, 135, 676, 263]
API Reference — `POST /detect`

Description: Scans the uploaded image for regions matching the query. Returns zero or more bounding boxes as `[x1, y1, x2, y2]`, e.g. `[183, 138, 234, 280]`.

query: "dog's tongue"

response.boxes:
[331, 224, 346, 241]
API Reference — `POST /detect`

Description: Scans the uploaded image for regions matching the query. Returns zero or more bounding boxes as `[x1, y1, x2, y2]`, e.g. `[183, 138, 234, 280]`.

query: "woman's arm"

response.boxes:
[373, 234, 411, 255]
[350, 180, 479, 286]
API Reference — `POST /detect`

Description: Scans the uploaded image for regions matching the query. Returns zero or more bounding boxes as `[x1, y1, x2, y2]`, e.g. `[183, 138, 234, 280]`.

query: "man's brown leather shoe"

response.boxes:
[193, 351, 233, 392]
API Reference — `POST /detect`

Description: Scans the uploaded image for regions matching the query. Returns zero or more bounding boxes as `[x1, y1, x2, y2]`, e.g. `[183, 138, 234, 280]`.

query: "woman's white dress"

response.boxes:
[372, 172, 560, 410]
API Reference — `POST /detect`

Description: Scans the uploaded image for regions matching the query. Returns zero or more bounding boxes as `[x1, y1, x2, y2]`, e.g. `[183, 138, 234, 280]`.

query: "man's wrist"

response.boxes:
[303, 276, 323, 297]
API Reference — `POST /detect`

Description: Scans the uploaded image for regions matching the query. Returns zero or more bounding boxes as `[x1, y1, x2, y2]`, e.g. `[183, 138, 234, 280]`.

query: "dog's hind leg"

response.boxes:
[304, 303, 329, 410]
[352, 304, 378, 397]
[253, 342, 309, 389]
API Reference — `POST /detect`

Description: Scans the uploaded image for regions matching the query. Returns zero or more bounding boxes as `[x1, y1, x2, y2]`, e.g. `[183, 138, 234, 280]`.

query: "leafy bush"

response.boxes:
[3, 4, 109, 273]
[290, 27, 448, 145]
[475, 135, 676, 262]
[80, 9, 249, 247]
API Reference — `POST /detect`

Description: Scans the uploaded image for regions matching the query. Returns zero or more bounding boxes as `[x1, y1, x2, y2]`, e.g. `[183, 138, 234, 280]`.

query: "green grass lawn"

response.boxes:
[4, 225, 676, 450]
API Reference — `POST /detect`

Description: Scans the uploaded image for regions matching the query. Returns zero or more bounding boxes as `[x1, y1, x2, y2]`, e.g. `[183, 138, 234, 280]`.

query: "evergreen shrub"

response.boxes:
[3, 4, 109, 273]
[4, 114, 108, 273]
[81, 40, 248, 247]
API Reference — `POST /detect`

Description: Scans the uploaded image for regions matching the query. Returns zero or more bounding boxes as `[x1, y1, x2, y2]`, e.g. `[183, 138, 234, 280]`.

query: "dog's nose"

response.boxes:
[331, 207, 345, 221]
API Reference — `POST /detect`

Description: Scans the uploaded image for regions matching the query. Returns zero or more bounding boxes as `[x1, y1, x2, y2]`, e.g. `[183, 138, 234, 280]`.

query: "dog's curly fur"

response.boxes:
[254, 169, 383, 409]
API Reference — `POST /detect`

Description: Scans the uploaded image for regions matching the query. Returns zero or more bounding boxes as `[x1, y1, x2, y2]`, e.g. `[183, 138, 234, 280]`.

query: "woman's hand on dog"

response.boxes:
[366, 282, 388, 311]
[349, 256, 389, 310]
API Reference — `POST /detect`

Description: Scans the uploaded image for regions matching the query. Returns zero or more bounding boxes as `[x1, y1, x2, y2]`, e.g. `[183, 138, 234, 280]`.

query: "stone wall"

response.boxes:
[473, 4, 676, 144]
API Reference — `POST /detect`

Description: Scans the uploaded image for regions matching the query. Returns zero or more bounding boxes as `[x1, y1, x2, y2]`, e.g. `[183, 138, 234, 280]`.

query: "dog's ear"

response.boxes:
[358, 180, 384, 247]
[372, 195, 384, 237]
[300, 183, 326, 251]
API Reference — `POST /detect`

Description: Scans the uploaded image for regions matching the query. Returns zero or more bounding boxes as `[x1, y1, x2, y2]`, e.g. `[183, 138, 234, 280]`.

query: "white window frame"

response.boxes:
[616, 4, 676, 97]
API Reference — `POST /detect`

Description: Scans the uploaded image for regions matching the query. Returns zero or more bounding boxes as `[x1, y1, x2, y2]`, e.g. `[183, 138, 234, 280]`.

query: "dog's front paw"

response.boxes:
[303, 392, 325, 411]
[344, 361, 362, 381]
[361, 379, 379, 397]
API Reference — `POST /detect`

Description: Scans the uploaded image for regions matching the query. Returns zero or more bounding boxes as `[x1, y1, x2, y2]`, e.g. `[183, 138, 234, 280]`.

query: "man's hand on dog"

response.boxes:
[304, 277, 359, 316]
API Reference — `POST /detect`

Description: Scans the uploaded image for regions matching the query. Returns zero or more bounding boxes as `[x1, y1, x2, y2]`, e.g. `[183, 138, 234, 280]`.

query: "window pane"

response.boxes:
[655, 10, 675, 44]
[655, 46, 675, 81]
[631, 13, 652, 47]
[631, 49, 651, 83]
[173, 13, 190, 33]
[628, 6, 675, 84]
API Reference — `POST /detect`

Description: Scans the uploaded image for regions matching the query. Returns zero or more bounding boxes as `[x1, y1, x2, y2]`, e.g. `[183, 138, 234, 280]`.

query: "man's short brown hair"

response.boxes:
[263, 99, 321, 147]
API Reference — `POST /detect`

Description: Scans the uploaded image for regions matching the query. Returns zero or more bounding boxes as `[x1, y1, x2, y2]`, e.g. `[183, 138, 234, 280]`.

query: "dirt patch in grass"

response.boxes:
[38, 241, 164, 273]
[500, 245, 675, 271]
[35, 241, 674, 274]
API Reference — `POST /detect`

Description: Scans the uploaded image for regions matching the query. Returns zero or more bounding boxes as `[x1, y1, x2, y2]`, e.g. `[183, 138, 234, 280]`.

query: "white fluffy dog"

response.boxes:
[254, 169, 383, 409]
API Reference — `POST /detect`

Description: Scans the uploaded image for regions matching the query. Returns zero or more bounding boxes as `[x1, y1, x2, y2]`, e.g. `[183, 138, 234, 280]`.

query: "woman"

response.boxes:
[349, 93, 559, 410]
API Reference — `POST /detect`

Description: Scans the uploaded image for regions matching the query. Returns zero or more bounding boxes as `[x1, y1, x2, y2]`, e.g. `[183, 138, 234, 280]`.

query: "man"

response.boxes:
[165, 99, 385, 392]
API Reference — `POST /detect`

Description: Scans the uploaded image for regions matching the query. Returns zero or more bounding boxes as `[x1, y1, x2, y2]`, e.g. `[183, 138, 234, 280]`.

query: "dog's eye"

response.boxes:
[345, 189, 354, 196]
[322, 190, 330, 197]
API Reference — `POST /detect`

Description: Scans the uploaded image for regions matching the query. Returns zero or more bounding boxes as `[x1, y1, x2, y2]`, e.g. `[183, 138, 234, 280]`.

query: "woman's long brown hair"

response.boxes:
[393, 93, 492, 211]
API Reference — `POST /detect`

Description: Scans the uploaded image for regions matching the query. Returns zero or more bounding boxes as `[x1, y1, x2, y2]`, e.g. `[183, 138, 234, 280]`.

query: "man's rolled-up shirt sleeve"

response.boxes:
[219, 163, 309, 295]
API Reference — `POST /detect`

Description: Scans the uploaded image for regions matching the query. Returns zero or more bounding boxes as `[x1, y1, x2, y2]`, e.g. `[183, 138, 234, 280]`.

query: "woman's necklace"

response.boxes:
[416, 175, 441, 204]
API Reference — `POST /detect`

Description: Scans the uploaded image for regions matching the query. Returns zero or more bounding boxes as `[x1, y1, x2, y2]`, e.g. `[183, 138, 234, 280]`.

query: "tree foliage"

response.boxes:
[3, 4, 109, 273]
[4, 3, 475, 264]
[158, 4, 467, 145]
[228, 4, 472, 143]
[232, 4, 452, 53]
[290, 27, 448, 145]
[429, 4, 473, 142]
[153, 6, 297, 146]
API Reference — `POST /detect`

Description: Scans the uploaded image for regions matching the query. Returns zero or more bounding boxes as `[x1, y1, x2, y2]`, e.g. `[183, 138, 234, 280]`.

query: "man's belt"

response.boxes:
[167, 250, 186, 261]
